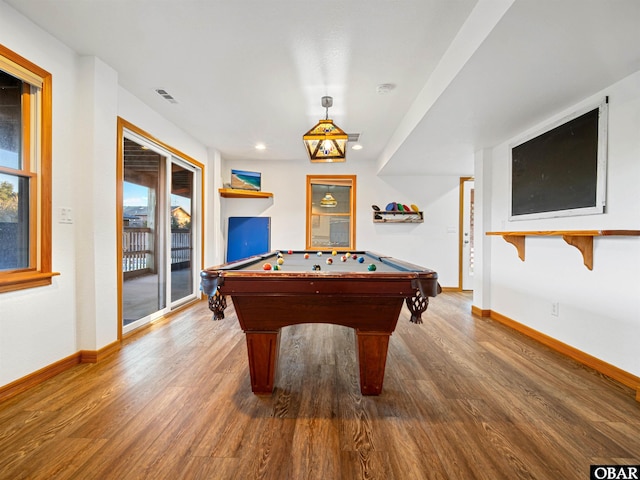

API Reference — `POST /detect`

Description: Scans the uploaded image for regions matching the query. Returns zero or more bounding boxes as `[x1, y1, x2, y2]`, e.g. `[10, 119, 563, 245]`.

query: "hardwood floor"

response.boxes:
[1, 292, 638, 479]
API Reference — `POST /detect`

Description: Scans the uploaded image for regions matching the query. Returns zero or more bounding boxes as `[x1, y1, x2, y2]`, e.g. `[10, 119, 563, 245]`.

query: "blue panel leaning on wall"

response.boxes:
[227, 217, 271, 262]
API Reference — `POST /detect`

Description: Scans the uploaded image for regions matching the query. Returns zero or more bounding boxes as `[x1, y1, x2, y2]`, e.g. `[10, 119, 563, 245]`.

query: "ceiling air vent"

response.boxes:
[347, 133, 360, 142]
[155, 88, 178, 104]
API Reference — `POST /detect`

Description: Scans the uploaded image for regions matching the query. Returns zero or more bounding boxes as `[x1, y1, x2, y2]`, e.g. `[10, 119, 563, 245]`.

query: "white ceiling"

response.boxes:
[5, 0, 640, 176]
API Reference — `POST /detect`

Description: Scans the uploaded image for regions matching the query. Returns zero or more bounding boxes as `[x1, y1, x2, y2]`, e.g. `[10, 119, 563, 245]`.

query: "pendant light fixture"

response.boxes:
[302, 96, 347, 163]
[320, 192, 338, 208]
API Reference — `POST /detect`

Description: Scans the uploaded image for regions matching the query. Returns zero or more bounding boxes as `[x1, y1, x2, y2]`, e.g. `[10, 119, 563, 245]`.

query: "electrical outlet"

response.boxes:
[551, 302, 559, 317]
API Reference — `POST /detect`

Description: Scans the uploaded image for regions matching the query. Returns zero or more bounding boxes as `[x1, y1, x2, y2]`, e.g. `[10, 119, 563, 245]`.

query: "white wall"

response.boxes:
[0, 0, 212, 386]
[472, 148, 493, 311]
[218, 158, 462, 287]
[484, 70, 640, 377]
[75, 56, 119, 351]
[0, 1, 81, 386]
[118, 89, 208, 166]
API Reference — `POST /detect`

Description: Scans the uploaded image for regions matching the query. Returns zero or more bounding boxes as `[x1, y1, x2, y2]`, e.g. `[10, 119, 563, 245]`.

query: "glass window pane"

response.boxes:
[311, 215, 351, 248]
[122, 138, 165, 324]
[311, 184, 351, 214]
[0, 70, 23, 170]
[0, 172, 29, 270]
[170, 163, 193, 303]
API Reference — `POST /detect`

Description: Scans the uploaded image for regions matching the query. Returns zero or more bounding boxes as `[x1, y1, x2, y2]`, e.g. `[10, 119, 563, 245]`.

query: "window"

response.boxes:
[306, 175, 356, 250]
[0, 44, 55, 293]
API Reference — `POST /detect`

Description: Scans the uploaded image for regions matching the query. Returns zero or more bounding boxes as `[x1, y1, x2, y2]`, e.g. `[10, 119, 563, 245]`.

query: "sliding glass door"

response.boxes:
[122, 138, 166, 326]
[170, 160, 195, 305]
[120, 129, 201, 334]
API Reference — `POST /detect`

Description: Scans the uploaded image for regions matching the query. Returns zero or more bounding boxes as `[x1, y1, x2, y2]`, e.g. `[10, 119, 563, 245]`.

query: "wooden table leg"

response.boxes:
[245, 331, 281, 395]
[356, 330, 391, 395]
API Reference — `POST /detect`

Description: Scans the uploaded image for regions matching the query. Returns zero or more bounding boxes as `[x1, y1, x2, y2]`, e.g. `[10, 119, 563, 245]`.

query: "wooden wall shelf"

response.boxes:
[486, 230, 640, 270]
[373, 211, 424, 223]
[219, 188, 273, 199]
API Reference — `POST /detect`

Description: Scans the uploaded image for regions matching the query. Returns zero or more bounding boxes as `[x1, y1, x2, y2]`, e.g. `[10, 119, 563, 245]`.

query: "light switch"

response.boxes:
[59, 207, 73, 224]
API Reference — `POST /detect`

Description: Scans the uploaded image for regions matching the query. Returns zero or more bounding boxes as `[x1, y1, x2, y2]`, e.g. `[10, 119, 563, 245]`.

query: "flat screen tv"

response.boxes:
[510, 98, 608, 220]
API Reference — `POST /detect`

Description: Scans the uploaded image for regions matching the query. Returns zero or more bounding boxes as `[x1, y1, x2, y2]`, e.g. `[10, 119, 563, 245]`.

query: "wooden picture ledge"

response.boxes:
[486, 230, 640, 270]
[219, 188, 273, 198]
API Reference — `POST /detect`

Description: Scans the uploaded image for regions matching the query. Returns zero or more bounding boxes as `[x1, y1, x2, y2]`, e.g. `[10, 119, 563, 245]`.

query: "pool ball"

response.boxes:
[358, 256, 364, 263]
[341, 255, 348, 262]
[317, 251, 323, 257]
[273, 264, 280, 270]
[326, 258, 333, 265]
[368, 264, 377, 271]
[304, 253, 310, 259]
[277, 257, 284, 265]
[288, 250, 293, 254]
[276, 251, 283, 257]
[352, 254, 358, 260]
[312, 264, 321, 271]
[263, 263, 272, 270]
[332, 250, 337, 256]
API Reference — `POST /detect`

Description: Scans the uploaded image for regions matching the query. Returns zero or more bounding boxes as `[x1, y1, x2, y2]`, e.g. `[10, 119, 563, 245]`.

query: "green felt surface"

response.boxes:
[231, 251, 406, 273]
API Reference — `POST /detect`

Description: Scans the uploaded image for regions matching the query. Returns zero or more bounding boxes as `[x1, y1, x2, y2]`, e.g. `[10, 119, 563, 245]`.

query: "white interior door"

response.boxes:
[462, 179, 475, 291]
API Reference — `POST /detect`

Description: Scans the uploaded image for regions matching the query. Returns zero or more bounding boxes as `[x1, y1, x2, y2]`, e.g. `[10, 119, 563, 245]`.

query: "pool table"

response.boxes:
[200, 250, 440, 395]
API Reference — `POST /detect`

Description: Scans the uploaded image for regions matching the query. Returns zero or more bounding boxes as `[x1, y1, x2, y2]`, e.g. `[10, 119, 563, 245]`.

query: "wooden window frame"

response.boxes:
[0, 44, 57, 293]
[305, 174, 356, 251]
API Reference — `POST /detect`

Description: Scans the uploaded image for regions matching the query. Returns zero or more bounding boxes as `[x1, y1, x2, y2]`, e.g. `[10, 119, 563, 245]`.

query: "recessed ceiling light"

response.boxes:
[255, 143, 266, 150]
[352, 144, 363, 150]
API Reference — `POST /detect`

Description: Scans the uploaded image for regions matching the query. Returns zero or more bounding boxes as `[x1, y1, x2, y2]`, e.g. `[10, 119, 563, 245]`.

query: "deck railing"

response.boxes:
[123, 227, 191, 275]
[171, 228, 192, 270]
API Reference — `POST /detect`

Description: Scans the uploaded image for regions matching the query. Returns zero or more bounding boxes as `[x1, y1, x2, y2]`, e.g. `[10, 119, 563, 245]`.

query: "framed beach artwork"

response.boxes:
[231, 169, 262, 191]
